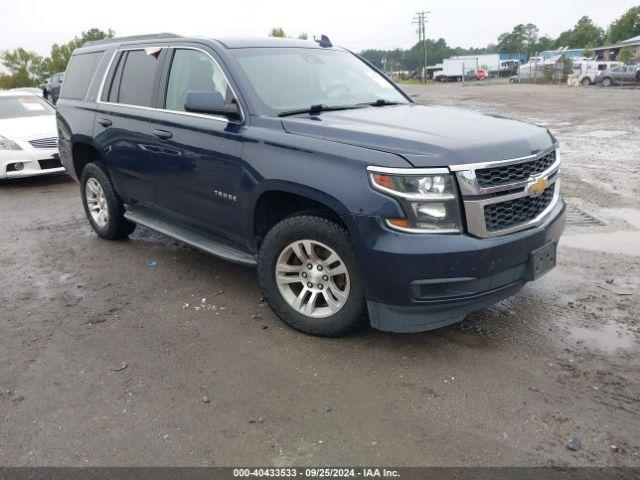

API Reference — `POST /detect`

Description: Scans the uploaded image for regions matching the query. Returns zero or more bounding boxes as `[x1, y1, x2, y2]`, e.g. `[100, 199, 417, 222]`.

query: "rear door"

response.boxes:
[94, 47, 166, 206]
[146, 44, 246, 240]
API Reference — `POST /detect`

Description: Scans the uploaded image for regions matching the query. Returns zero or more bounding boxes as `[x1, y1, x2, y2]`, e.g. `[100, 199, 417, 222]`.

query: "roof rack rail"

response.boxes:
[83, 33, 182, 47]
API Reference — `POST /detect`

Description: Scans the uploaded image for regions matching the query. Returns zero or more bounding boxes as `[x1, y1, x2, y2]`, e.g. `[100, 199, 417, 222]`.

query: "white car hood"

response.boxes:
[0, 115, 57, 140]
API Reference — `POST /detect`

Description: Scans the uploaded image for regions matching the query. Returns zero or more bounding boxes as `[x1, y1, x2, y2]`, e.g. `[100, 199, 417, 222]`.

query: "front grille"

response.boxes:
[38, 158, 63, 170]
[29, 137, 57, 149]
[484, 184, 555, 232]
[475, 150, 556, 188]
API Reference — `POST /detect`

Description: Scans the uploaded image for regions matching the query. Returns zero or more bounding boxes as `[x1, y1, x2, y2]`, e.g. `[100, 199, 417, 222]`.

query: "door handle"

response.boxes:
[97, 118, 112, 127]
[153, 129, 173, 140]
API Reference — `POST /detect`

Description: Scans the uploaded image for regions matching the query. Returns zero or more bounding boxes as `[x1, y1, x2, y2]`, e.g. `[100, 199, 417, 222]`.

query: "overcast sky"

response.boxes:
[1, 0, 638, 56]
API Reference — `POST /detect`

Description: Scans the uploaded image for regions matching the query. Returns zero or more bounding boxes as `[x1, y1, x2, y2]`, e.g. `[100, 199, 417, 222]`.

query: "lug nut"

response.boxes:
[307, 264, 313, 270]
[322, 275, 328, 281]
[318, 284, 323, 289]
[302, 272, 307, 278]
[307, 282, 313, 288]
[317, 265, 323, 271]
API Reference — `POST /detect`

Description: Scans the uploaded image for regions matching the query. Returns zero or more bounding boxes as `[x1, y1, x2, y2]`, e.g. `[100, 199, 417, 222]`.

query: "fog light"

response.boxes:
[13, 162, 24, 171]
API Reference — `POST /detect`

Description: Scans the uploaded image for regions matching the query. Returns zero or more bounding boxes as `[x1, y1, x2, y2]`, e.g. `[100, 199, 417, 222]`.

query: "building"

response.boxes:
[540, 49, 584, 60]
[591, 35, 640, 61]
[499, 53, 529, 63]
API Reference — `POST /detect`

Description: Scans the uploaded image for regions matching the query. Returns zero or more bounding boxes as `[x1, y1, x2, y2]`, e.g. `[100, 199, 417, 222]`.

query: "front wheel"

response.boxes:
[258, 215, 367, 337]
[602, 77, 612, 87]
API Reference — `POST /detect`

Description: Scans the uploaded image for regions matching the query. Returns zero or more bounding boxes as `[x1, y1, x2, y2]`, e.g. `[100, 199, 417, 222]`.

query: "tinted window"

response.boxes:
[117, 50, 161, 107]
[165, 49, 231, 111]
[0, 95, 55, 119]
[61, 52, 103, 100]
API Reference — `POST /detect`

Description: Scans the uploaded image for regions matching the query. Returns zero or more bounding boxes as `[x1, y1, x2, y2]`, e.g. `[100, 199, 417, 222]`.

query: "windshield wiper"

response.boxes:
[278, 104, 365, 117]
[362, 99, 403, 107]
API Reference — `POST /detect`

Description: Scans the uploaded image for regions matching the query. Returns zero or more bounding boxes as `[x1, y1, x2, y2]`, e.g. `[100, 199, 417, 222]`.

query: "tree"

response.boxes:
[523, 23, 539, 55]
[555, 16, 604, 49]
[608, 6, 640, 43]
[45, 28, 114, 75]
[535, 35, 555, 52]
[269, 27, 286, 38]
[298, 33, 308, 40]
[618, 46, 634, 63]
[0, 48, 46, 87]
[497, 24, 539, 56]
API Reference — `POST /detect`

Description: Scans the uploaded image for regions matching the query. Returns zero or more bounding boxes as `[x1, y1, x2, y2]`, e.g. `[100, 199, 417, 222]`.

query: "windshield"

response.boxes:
[0, 95, 55, 119]
[231, 48, 409, 115]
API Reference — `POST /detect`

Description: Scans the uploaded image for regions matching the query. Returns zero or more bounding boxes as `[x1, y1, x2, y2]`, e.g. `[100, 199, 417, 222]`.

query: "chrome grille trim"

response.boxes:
[28, 137, 58, 149]
[451, 147, 561, 238]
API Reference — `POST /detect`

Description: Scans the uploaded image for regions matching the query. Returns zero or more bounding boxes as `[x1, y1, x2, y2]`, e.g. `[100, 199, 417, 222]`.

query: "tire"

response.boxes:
[80, 162, 136, 240]
[581, 77, 591, 86]
[602, 77, 612, 87]
[258, 214, 367, 337]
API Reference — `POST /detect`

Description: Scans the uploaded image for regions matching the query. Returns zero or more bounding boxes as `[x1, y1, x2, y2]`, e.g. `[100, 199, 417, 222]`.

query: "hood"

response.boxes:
[0, 115, 57, 140]
[281, 104, 555, 167]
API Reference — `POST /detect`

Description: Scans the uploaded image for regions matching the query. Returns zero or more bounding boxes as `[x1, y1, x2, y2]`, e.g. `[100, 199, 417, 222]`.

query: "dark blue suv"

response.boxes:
[56, 34, 565, 337]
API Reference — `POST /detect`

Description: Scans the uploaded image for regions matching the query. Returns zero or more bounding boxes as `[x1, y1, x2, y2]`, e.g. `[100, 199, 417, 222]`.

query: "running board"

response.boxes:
[124, 209, 257, 267]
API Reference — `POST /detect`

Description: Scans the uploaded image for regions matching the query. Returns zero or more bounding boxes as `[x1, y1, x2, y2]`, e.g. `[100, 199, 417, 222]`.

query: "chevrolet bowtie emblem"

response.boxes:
[528, 177, 549, 198]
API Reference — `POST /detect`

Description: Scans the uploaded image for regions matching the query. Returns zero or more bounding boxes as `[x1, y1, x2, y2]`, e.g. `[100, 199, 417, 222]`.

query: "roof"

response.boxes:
[80, 33, 334, 50]
[212, 37, 329, 49]
[592, 34, 640, 51]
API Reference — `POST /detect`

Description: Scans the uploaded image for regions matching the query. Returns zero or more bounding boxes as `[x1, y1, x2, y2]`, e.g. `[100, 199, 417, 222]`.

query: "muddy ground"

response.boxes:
[1, 83, 638, 467]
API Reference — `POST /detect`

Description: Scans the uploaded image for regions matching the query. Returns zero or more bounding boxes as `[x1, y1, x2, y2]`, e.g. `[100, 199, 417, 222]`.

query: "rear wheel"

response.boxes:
[581, 77, 591, 86]
[258, 215, 366, 337]
[80, 162, 136, 240]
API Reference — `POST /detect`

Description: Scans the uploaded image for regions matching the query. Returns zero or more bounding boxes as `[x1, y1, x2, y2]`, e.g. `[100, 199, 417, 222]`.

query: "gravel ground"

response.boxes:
[1, 83, 639, 467]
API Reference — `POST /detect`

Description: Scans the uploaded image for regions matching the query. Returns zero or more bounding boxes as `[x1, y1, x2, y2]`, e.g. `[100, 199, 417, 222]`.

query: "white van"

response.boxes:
[577, 61, 622, 85]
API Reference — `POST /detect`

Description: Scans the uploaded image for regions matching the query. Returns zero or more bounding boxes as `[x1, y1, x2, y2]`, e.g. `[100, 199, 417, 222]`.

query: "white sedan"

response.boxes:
[0, 91, 64, 179]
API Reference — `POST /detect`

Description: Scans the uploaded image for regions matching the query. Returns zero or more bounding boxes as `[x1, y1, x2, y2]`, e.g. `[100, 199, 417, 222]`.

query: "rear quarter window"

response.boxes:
[60, 51, 104, 100]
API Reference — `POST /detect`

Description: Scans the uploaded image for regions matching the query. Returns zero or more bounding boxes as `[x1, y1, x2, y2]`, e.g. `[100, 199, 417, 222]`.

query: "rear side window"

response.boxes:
[114, 50, 161, 107]
[60, 52, 104, 100]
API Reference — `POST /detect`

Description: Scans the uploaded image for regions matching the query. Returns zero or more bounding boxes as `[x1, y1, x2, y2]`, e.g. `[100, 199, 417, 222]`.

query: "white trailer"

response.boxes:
[435, 54, 502, 81]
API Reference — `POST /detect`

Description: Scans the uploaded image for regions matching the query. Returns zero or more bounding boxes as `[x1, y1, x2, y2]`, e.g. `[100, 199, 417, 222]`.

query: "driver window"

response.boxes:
[165, 49, 231, 112]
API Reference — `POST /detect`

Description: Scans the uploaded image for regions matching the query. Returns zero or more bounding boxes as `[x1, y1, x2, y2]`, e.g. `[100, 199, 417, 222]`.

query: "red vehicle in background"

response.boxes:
[475, 69, 487, 80]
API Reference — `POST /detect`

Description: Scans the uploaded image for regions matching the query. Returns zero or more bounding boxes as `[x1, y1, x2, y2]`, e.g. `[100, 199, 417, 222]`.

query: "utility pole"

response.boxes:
[413, 11, 430, 84]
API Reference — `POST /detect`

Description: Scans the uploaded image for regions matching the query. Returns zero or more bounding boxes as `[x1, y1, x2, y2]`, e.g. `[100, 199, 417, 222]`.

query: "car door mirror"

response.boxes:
[184, 91, 240, 120]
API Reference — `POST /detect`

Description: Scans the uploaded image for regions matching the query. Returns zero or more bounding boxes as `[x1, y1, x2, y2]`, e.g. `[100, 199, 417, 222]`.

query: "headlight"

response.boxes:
[368, 168, 462, 233]
[0, 135, 22, 151]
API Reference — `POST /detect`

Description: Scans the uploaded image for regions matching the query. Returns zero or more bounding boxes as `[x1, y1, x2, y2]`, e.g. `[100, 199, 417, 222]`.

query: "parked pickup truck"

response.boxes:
[57, 34, 565, 337]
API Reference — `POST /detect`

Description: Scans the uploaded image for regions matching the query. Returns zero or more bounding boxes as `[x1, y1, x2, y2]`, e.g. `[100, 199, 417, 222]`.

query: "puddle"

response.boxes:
[580, 130, 629, 138]
[562, 231, 640, 256]
[569, 322, 637, 353]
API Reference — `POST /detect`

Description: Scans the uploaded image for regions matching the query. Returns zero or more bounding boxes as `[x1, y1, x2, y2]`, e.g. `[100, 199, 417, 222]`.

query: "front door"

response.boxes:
[147, 46, 245, 242]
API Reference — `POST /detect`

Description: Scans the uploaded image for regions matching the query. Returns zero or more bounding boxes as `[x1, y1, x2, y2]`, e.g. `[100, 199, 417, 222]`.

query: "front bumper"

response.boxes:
[350, 199, 566, 333]
[0, 148, 64, 179]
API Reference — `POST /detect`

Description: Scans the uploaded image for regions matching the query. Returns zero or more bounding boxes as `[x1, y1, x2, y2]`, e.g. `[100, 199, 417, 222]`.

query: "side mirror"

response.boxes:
[184, 91, 240, 120]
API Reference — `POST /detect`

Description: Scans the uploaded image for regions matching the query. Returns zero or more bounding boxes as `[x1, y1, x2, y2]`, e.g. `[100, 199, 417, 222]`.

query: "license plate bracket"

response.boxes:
[529, 242, 556, 280]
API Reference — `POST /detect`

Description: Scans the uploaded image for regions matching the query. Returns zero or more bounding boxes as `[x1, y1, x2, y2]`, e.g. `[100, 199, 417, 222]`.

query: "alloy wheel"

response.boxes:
[85, 178, 109, 227]
[275, 239, 350, 318]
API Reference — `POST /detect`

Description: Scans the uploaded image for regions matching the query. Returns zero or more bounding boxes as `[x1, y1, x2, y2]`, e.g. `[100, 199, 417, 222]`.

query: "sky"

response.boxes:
[1, 0, 638, 57]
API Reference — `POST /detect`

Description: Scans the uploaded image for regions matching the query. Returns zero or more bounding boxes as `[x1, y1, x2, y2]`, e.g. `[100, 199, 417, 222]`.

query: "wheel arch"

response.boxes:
[251, 182, 356, 249]
[70, 139, 106, 180]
